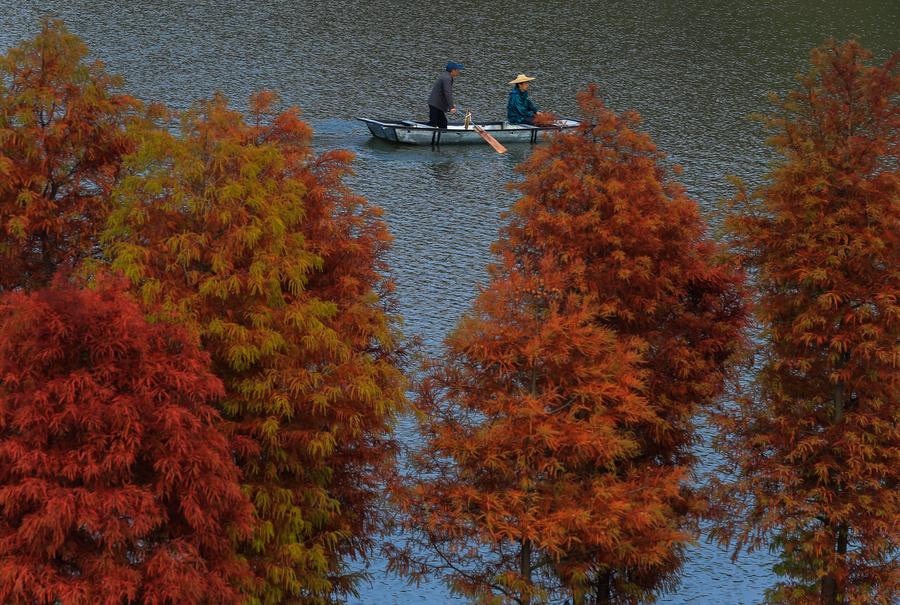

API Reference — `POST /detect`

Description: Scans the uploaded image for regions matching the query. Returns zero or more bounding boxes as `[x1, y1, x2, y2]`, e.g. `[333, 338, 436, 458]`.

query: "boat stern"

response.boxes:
[358, 118, 399, 142]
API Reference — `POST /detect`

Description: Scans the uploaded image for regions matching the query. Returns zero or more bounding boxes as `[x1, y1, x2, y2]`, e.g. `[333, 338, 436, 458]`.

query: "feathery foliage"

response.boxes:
[0, 19, 136, 291]
[393, 87, 747, 605]
[711, 40, 899, 605]
[0, 276, 254, 605]
[105, 92, 405, 604]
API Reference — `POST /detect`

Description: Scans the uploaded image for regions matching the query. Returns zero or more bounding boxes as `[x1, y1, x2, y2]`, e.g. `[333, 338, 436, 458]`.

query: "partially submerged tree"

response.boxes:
[0, 276, 254, 604]
[0, 19, 136, 291]
[393, 87, 747, 604]
[711, 40, 899, 605]
[106, 92, 405, 604]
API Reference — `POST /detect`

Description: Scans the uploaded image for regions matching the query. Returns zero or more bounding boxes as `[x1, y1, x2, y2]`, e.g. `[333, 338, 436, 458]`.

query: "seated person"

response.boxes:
[507, 74, 539, 125]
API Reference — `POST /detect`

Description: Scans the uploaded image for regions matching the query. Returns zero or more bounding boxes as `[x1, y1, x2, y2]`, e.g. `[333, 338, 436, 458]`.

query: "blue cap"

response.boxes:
[446, 62, 464, 71]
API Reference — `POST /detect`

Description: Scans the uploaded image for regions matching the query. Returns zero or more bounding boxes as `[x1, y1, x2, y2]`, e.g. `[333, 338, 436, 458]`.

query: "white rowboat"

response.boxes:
[358, 117, 579, 146]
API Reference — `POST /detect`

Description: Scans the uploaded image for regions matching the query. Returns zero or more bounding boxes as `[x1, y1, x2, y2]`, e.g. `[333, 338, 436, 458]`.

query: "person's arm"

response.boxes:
[526, 96, 539, 116]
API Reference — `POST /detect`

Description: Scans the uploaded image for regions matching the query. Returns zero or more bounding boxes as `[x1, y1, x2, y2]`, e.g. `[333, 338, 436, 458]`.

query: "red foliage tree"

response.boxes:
[393, 272, 687, 605]
[711, 40, 899, 605]
[0, 20, 137, 291]
[106, 92, 405, 604]
[0, 276, 255, 604]
[503, 86, 747, 479]
[393, 87, 747, 604]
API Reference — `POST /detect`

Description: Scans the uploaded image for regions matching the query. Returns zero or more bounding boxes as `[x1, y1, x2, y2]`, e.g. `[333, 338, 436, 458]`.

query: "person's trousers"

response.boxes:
[428, 105, 448, 128]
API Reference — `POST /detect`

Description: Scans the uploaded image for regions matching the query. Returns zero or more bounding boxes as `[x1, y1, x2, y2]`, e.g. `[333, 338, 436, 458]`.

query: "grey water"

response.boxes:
[2, 1, 896, 603]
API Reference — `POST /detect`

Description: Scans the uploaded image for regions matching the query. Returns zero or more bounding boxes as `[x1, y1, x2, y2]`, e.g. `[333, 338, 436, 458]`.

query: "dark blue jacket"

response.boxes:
[507, 88, 538, 124]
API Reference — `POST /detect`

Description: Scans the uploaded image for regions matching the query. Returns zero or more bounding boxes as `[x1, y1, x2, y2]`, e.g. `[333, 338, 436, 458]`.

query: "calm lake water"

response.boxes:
[2, 2, 897, 603]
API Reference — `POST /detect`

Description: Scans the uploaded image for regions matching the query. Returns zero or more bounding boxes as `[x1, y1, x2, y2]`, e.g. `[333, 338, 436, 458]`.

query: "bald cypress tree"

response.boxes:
[0, 20, 136, 291]
[0, 277, 254, 604]
[711, 40, 899, 605]
[393, 87, 747, 605]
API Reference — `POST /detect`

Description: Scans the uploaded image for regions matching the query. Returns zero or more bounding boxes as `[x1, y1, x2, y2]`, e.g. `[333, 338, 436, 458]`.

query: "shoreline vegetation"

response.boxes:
[0, 20, 896, 605]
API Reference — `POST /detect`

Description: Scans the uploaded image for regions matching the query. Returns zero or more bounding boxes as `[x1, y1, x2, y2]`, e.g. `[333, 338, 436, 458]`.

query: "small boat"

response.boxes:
[358, 117, 579, 146]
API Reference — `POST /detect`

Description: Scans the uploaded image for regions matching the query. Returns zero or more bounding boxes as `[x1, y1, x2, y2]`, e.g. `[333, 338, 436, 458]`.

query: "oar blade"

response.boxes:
[474, 125, 507, 154]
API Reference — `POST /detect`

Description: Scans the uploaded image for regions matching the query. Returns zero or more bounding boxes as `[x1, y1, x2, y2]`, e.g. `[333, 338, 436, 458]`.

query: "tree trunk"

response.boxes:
[593, 571, 611, 605]
[520, 538, 532, 605]
[832, 380, 844, 423]
[519, 368, 537, 605]
[822, 575, 837, 605]
[822, 372, 848, 605]
[821, 524, 848, 605]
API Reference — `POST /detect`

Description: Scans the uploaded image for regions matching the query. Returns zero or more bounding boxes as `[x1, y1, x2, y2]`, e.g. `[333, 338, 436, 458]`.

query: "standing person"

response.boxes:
[507, 74, 540, 125]
[428, 62, 462, 128]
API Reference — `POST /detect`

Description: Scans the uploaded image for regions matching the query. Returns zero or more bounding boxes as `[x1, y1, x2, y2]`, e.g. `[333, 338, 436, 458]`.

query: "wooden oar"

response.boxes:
[461, 110, 507, 154]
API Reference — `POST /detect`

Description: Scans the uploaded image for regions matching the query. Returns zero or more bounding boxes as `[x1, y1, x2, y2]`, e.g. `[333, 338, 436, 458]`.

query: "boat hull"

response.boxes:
[358, 118, 579, 146]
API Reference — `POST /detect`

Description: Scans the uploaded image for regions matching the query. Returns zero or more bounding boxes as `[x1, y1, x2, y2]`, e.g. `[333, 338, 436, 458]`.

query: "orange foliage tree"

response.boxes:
[711, 40, 899, 605]
[105, 92, 405, 604]
[0, 20, 136, 291]
[392, 87, 747, 604]
[0, 276, 254, 604]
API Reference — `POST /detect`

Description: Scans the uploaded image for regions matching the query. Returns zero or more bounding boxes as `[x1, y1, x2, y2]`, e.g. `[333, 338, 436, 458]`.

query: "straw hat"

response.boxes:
[508, 73, 536, 85]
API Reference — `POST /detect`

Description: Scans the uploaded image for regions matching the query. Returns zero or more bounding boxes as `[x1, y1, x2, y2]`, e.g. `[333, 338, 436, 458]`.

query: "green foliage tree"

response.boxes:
[105, 91, 405, 604]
